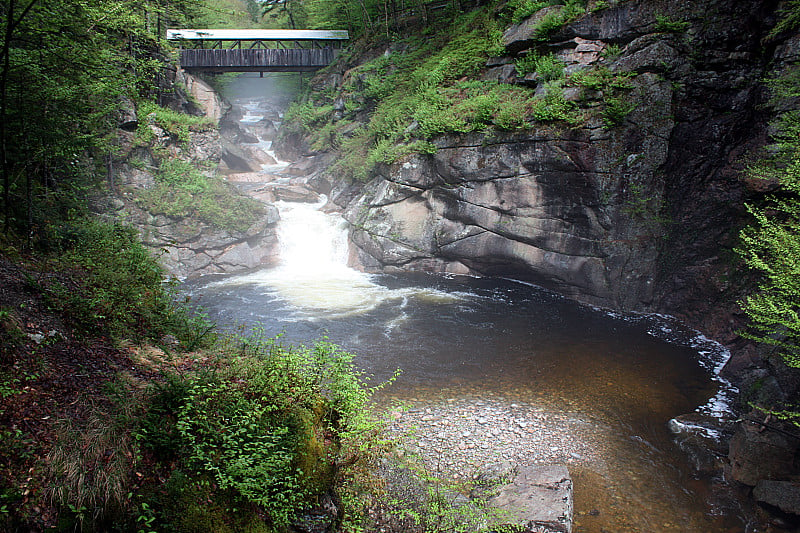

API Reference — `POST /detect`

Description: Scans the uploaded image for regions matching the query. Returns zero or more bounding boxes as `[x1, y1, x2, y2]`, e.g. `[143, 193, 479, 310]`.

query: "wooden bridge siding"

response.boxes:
[179, 48, 336, 72]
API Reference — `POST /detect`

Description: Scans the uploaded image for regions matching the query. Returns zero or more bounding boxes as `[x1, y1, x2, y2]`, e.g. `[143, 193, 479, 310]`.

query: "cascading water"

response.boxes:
[185, 84, 750, 533]
[211, 198, 462, 319]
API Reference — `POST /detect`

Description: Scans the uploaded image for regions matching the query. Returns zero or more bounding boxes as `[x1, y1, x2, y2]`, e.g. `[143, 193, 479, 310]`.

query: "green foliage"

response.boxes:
[654, 13, 690, 33]
[738, 198, 800, 368]
[136, 101, 215, 146]
[737, 66, 800, 370]
[601, 43, 623, 61]
[515, 52, 565, 80]
[569, 66, 633, 92]
[565, 66, 636, 127]
[196, 0, 267, 28]
[507, 0, 549, 24]
[288, 5, 587, 182]
[504, 0, 587, 37]
[531, 84, 579, 123]
[591, 0, 611, 13]
[283, 101, 336, 135]
[0, 0, 198, 235]
[602, 95, 637, 128]
[536, 1, 585, 39]
[50, 220, 213, 344]
[133, 160, 265, 233]
[135, 333, 385, 529]
[769, 0, 800, 38]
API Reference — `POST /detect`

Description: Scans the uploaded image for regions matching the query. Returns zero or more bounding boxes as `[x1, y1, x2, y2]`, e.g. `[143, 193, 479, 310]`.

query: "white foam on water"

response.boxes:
[210, 200, 464, 319]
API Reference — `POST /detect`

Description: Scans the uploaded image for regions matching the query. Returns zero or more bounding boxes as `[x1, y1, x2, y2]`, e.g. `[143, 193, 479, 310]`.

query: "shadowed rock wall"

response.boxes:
[279, 0, 790, 326]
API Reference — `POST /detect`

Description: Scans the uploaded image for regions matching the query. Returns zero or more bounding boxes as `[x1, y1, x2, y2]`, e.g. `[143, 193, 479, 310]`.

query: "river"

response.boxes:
[184, 87, 752, 532]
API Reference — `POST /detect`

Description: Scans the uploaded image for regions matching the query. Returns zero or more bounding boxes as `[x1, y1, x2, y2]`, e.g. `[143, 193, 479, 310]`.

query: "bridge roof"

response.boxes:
[166, 29, 349, 41]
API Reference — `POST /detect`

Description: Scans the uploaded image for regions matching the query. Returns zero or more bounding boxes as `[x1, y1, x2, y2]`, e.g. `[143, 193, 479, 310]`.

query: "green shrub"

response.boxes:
[654, 13, 690, 33]
[508, 0, 549, 24]
[284, 6, 583, 182]
[133, 334, 384, 528]
[736, 68, 800, 370]
[602, 95, 636, 128]
[601, 43, 623, 61]
[532, 84, 579, 123]
[283, 101, 334, 134]
[515, 52, 565, 80]
[51, 221, 211, 343]
[135, 101, 214, 146]
[134, 160, 264, 233]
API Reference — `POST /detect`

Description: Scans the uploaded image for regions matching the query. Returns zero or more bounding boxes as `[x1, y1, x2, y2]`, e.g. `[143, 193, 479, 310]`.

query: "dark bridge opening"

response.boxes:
[167, 29, 349, 73]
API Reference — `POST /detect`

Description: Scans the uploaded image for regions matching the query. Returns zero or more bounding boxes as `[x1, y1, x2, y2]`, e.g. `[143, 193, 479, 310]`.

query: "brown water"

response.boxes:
[184, 197, 750, 531]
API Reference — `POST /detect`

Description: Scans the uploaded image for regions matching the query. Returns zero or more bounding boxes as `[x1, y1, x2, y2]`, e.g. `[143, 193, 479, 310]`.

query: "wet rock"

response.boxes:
[238, 144, 277, 165]
[220, 139, 262, 172]
[489, 465, 573, 533]
[268, 184, 322, 203]
[729, 411, 800, 486]
[754, 480, 800, 516]
[345, 110, 673, 308]
[252, 119, 278, 141]
[668, 413, 731, 473]
[284, 156, 326, 177]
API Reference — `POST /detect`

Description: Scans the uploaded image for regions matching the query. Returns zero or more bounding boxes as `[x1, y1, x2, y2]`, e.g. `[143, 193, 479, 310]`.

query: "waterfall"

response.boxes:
[211, 197, 461, 320]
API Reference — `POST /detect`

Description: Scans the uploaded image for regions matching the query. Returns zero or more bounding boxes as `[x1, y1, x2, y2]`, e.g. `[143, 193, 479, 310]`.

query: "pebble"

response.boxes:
[381, 393, 603, 478]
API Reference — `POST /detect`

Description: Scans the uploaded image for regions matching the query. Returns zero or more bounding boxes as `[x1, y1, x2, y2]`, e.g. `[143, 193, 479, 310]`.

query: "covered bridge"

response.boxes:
[166, 29, 350, 72]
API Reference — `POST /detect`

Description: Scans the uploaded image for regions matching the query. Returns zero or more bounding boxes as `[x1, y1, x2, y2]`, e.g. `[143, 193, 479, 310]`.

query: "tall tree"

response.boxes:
[0, 0, 175, 237]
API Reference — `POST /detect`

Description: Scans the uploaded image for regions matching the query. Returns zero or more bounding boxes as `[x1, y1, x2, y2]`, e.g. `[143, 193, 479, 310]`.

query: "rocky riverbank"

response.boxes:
[101, 75, 288, 279]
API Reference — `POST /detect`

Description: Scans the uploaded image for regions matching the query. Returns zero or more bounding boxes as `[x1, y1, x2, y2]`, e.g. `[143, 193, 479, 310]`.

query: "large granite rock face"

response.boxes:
[105, 93, 281, 279]
[134, 206, 280, 279]
[183, 74, 227, 124]
[344, 70, 674, 308]
[283, 0, 784, 321]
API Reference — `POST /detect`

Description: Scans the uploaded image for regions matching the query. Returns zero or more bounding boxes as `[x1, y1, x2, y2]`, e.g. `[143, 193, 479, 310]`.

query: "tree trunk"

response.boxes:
[1, 0, 42, 233]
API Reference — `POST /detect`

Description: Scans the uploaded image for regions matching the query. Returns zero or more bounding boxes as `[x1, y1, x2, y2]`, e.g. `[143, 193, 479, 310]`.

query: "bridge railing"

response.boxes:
[179, 48, 337, 72]
[167, 29, 348, 72]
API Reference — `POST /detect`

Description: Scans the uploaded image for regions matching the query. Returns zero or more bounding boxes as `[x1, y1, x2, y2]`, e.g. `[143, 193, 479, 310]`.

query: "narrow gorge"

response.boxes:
[2, 0, 799, 531]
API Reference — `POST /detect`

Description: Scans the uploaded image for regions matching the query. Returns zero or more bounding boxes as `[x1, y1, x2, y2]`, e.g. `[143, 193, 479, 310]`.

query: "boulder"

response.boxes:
[220, 120, 260, 144]
[612, 35, 679, 73]
[268, 184, 322, 203]
[488, 465, 573, 533]
[728, 412, 800, 486]
[183, 74, 226, 124]
[284, 156, 326, 177]
[753, 480, 800, 516]
[239, 144, 277, 165]
[503, 6, 566, 54]
[253, 119, 278, 141]
[220, 139, 262, 172]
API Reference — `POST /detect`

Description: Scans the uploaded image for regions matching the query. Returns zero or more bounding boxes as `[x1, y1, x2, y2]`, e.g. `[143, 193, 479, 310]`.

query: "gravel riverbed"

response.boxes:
[380, 392, 611, 479]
